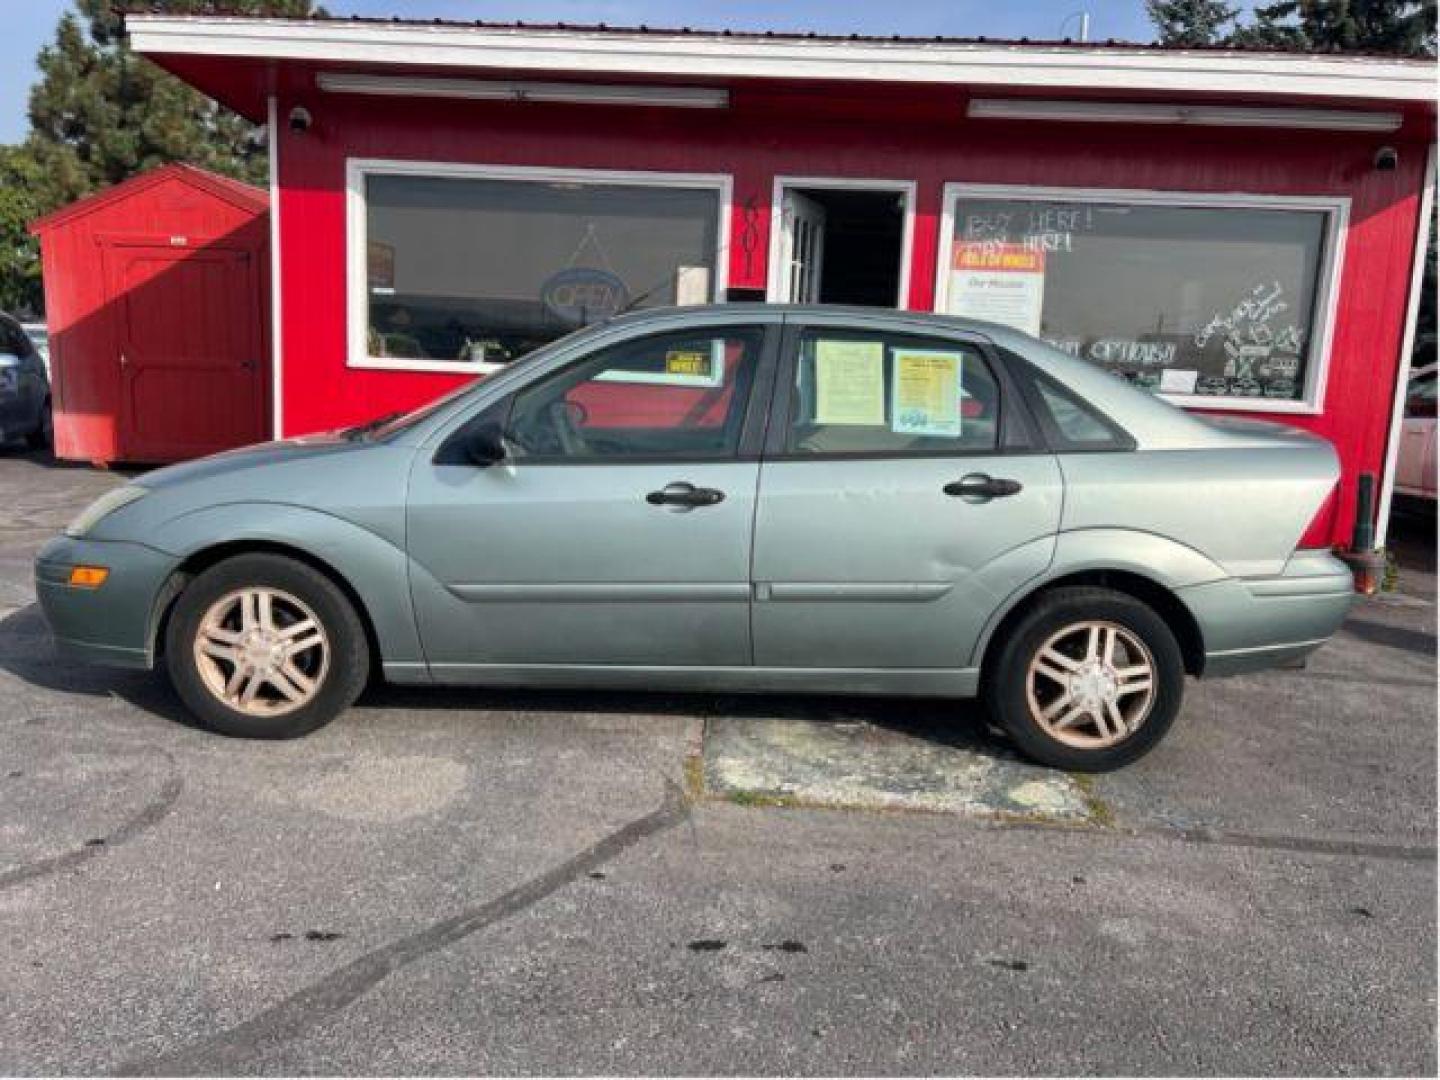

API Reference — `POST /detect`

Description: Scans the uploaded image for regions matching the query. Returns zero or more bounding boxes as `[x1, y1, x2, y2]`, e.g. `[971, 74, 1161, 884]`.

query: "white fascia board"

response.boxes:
[127, 16, 1438, 104]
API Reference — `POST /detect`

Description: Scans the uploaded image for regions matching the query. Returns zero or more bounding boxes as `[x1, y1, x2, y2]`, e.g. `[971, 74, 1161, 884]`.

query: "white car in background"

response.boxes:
[1395, 360, 1436, 506]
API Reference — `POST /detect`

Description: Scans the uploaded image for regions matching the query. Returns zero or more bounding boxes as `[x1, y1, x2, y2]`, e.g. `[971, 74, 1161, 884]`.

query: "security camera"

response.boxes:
[1374, 146, 1398, 172]
[288, 106, 313, 134]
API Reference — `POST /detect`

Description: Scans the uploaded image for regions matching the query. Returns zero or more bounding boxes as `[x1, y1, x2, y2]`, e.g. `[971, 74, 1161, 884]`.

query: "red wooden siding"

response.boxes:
[31, 165, 271, 465]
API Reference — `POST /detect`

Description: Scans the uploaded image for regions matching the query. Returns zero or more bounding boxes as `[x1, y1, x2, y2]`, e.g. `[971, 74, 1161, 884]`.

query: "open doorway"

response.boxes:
[768, 179, 914, 307]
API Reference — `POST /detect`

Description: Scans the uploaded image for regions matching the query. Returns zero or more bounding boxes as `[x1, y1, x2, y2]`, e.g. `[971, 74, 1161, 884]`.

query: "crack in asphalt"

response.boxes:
[0, 749, 183, 890]
[113, 779, 691, 1077]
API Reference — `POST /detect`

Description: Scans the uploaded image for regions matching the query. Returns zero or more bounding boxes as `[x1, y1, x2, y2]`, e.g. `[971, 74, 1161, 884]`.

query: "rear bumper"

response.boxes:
[34, 535, 180, 670]
[1180, 550, 1355, 678]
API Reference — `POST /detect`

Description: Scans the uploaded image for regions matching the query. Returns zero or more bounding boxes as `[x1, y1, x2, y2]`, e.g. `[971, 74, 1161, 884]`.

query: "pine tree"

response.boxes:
[1239, 0, 1435, 55]
[1145, 0, 1240, 46]
[1228, 0, 1435, 55]
[2, 0, 322, 314]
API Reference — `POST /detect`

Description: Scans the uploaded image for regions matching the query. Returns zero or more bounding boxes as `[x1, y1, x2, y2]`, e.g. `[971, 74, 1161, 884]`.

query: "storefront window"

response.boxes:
[938, 188, 1344, 410]
[352, 165, 725, 369]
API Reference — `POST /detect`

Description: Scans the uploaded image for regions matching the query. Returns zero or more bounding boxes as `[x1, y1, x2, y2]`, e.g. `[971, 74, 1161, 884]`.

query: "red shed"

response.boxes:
[127, 14, 1436, 547]
[30, 163, 271, 465]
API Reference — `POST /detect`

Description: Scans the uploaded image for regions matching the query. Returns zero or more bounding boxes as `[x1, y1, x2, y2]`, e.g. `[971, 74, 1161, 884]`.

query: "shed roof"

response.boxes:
[28, 162, 267, 235]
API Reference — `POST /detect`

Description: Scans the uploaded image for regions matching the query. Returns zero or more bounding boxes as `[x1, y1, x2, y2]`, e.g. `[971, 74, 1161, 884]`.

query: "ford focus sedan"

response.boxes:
[35, 306, 1354, 771]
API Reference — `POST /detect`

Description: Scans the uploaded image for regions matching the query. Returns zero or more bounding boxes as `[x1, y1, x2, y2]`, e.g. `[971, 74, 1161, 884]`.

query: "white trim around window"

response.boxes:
[934, 182, 1351, 416]
[344, 159, 733, 374]
[765, 176, 917, 308]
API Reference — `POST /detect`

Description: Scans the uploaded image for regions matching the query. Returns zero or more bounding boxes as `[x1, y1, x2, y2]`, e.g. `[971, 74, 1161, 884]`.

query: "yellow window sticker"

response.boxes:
[814, 339, 885, 426]
[665, 349, 713, 378]
[892, 349, 963, 437]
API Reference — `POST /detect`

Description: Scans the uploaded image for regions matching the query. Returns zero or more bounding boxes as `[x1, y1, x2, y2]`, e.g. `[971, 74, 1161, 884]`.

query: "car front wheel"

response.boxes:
[985, 586, 1185, 772]
[164, 553, 369, 738]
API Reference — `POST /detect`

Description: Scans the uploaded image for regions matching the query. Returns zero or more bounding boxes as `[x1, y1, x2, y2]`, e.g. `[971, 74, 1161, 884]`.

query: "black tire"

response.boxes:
[164, 553, 369, 739]
[25, 398, 51, 449]
[984, 586, 1185, 772]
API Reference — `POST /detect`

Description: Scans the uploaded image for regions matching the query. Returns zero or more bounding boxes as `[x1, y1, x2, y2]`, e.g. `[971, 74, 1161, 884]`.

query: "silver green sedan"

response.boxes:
[34, 306, 1354, 770]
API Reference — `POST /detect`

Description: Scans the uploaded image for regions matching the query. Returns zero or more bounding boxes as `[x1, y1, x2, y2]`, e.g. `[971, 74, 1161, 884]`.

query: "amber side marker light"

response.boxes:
[67, 566, 109, 588]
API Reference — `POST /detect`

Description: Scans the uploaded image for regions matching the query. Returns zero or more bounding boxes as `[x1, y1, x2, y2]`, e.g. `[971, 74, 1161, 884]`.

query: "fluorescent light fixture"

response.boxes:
[317, 72, 729, 109]
[967, 97, 1402, 132]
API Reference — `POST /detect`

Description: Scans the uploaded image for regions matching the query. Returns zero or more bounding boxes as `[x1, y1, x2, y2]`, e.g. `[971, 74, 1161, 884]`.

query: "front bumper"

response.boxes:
[34, 535, 181, 670]
[1180, 550, 1356, 678]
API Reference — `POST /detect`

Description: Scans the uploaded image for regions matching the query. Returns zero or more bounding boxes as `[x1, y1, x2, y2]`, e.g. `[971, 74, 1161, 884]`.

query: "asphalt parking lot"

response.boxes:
[1, 447, 1434, 1076]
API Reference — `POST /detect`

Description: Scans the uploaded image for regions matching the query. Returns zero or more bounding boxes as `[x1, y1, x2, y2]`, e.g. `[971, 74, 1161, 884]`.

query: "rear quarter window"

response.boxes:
[1003, 348, 1134, 452]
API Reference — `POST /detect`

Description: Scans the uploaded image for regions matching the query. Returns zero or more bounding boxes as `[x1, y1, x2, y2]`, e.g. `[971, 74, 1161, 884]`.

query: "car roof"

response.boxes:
[603, 302, 1015, 338]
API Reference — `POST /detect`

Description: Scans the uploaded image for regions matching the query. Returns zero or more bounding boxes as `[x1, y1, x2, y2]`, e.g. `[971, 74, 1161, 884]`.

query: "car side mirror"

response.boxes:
[464, 421, 508, 466]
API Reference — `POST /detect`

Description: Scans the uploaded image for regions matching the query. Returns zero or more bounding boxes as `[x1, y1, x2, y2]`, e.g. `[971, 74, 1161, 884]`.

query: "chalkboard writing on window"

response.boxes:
[944, 198, 1332, 403]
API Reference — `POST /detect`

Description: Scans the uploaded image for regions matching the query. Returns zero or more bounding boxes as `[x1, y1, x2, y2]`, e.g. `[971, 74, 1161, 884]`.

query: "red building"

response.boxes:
[128, 13, 1435, 546]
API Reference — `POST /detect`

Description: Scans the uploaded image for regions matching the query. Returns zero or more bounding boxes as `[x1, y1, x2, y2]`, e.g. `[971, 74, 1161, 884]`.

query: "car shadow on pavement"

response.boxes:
[0, 601, 1015, 760]
[0, 442, 150, 477]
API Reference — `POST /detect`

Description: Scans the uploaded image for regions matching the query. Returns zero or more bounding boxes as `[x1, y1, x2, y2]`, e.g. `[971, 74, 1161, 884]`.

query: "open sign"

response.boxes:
[541, 267, 629, 324]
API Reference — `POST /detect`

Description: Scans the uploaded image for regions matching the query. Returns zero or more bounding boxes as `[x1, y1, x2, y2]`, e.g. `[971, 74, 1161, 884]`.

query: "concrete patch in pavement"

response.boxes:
[702, 716, 1092, 821]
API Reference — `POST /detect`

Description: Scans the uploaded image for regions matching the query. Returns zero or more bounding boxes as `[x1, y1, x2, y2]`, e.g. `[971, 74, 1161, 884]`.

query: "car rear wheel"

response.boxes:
[164, 553, 369, 739]
[985, 586, 1185, 772]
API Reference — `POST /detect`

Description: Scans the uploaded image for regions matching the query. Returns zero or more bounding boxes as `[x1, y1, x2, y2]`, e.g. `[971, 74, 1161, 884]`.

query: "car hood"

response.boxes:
[136, 432, 364, 490]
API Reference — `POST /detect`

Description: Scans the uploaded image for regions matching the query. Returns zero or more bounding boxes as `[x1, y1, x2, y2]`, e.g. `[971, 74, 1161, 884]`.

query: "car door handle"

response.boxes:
[646, 482, 725, 509]
[943, 474, 1023, 500]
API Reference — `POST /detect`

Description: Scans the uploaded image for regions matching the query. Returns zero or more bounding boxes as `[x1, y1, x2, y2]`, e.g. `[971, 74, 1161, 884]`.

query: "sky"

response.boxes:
[0, 0, 1166, 144]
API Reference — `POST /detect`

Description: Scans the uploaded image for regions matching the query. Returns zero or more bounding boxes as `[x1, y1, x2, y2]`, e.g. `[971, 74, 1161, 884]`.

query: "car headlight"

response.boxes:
[65, 485, 149, 538]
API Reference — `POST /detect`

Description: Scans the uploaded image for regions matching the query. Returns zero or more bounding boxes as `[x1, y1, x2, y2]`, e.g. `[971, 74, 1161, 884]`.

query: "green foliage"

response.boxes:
[1, 0, 323, 316]
[1144, 1, 1241, 47]
[1232, 0, 1437, 55]
[0, 147, 48, 316]
[1148, 0, 1437, 55]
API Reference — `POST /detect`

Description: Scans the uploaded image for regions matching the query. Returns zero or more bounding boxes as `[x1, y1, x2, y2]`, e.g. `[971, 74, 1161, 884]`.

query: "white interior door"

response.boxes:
[780, 190, 827, 303]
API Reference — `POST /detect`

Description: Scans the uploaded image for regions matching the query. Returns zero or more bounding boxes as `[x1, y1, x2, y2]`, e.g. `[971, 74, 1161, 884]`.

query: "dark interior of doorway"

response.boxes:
[801, 187, 904, 307]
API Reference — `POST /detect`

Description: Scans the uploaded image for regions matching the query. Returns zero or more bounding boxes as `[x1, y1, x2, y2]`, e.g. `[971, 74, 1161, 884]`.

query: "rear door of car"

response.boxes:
[749, 315, 1064, 673]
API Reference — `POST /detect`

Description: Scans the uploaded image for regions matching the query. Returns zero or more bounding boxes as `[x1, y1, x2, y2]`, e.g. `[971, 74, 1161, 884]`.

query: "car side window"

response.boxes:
[504, 327, 763, 461]
[1004, 351, 1132, 452]
[783, 330, 1000, 456]
[0, 320, 26, 359]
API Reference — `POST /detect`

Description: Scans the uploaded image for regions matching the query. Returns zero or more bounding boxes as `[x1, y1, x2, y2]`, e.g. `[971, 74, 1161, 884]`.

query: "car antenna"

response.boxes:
[613, 233, 735, 318]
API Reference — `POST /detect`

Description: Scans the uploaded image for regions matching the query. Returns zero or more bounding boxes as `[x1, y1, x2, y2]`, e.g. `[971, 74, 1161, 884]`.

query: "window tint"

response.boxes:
[784, 330, 1000, 456]
[1017, 363, 1131, 451]
[0, 319, 26, 358]
[506, 327, 762, 460]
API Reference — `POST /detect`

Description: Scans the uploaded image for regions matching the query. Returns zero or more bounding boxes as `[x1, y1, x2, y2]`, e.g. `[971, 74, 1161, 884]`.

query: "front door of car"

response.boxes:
[751, 323, 1064, 672]
[406, 323, 774, 671]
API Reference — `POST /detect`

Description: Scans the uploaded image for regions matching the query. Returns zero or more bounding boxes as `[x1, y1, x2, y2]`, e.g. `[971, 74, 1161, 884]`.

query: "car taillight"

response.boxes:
[1297, 483, 1340, 550]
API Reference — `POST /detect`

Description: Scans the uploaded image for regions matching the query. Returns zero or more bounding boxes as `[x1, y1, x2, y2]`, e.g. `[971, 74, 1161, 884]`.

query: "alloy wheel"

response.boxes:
[192, 587, 330, 717]
[1024, 620, 1157, 749]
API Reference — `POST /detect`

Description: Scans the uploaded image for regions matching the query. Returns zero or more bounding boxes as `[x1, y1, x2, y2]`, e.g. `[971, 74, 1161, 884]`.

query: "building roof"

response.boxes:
[28, 162, 267, 235]
[124, 12, 1436, 110]
[117, 7, 1437, 58]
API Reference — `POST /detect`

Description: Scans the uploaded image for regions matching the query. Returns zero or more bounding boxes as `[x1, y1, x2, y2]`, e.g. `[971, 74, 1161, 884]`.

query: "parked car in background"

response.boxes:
[1, 311, 51, 449]
[21, 322, 50, 378]
[1394, 360, 1436, 508]
[35, 306, 1353, 771]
